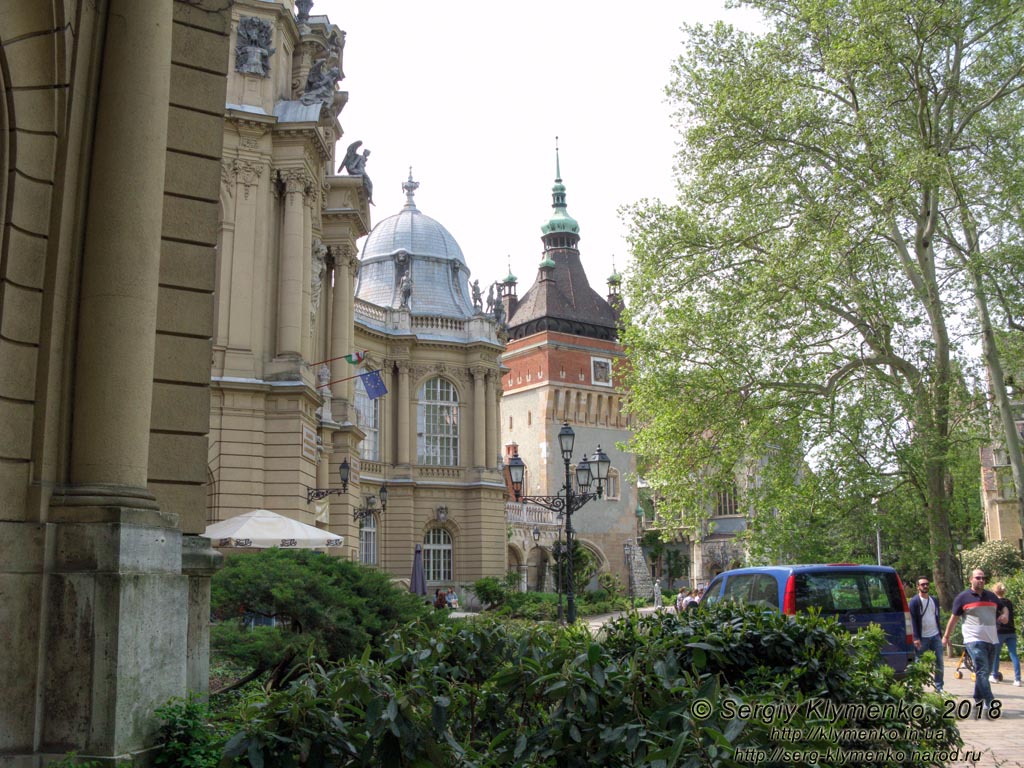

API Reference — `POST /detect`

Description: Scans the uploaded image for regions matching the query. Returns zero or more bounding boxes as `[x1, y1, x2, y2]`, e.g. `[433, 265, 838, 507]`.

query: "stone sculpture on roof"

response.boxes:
[339, 140, 374, 205]
[301, 59, 341, 106]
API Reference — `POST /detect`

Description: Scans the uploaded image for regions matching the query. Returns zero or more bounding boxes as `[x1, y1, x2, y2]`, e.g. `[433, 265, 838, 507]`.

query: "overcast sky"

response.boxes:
[317, 1, 763, 297]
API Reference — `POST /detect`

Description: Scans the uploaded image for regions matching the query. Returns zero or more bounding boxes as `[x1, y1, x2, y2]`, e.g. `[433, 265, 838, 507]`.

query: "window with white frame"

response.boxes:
[417, 377, 459, 466]
[424, 527, 452, 581]
[359, 515, 377, 565]
[354, 378, 380, 461]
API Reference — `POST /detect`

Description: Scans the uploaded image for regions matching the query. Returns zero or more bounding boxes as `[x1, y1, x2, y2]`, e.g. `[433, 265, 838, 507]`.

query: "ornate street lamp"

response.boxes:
[306, 457, 351, 503]
[507, 421, 613, 623]
[353, 483, 388, 522]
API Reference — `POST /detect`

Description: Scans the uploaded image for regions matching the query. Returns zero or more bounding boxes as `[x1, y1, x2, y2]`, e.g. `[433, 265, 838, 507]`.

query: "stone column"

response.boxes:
[277, 169, 308, 358]
[397, 362, 411, 465]
[300, 188, 315, 360]
[485, 371, 497, 469]
[46, 1, 191, 758]
[330, 245, 356, 405]
[68, 0, 173, 498]
[472, 367, 486, 468]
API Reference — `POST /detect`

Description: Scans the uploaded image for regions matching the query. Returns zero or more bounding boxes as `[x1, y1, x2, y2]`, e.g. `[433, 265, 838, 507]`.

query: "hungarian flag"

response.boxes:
[344, 351, 366, 365]
[359, 369, 388, 400]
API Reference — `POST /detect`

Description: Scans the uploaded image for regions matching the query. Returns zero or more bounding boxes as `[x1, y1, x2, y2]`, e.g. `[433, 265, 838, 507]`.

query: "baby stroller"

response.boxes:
[952, 645, 975, 680]
[952, 644, 1004, 682]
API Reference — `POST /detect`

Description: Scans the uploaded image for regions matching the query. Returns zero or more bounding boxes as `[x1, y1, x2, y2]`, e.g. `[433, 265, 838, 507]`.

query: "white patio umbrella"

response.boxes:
[203, 509, 343, 549]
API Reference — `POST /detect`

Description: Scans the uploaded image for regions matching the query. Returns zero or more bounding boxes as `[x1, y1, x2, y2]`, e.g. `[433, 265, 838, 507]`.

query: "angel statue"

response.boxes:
[338, 140, 374, 204]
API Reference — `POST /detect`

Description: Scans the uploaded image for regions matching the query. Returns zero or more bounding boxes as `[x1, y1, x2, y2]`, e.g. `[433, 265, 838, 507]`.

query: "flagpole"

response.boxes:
[306, 350, 368, 369]
[319, 369, 384, 390]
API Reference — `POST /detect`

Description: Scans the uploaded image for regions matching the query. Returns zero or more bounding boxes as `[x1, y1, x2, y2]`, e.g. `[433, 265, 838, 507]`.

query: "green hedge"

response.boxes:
[160, 603, 960, 767]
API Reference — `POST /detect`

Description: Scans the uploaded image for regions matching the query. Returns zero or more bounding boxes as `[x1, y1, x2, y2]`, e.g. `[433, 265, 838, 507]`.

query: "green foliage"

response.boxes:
[960, 540, 1024, 580]
[210, 549, 433, 682]
[207, 603, 959, 767]
[597, 571, 623, 597]
[552, 539, 599, 595]
[620, 0, 1024, 601]
[153, 696, 226, 768]
[469, 575, 512, 609]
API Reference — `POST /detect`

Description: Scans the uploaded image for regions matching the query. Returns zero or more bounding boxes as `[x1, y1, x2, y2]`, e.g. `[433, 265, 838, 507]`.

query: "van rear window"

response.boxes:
[794, 572, 902, 614]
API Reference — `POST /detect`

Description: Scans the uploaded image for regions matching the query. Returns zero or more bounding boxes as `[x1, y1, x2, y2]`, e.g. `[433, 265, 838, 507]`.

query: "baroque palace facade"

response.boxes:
[210, 3, 507, 591]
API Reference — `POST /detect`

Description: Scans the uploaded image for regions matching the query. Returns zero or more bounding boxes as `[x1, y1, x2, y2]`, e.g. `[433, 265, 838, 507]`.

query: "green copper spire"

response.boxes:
[541, 136, 579, 237]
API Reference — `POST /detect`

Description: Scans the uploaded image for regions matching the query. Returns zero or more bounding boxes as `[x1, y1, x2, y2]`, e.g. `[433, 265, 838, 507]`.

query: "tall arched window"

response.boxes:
[424, 527, 453, 582]
[417, 377, 459, 466]
[355, 377, 380, 461]
[359, 515, 377, 565]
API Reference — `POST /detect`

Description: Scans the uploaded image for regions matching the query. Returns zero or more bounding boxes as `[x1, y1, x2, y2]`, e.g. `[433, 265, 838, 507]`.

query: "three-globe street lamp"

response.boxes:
[506, 421, 611, 624]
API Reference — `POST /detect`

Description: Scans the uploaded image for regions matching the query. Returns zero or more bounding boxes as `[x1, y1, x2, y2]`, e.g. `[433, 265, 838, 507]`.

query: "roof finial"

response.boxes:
[555, 136, 561, 182]
[402, 167, 419, 209]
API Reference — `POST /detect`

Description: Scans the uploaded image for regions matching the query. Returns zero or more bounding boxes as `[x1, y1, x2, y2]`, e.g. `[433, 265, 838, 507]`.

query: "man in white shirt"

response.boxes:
[909, 577, 943, 692]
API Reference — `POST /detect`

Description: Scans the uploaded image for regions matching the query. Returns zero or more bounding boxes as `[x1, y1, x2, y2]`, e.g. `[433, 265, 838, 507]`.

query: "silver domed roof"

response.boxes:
[360, 176, 466, 264]
[355, 174, 475, 319]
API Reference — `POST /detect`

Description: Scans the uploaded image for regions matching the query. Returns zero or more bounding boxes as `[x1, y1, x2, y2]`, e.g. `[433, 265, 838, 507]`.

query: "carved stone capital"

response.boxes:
[279, 168, 313, 197]
[237, 160, 263, 200]
[221, 159, 237, 195]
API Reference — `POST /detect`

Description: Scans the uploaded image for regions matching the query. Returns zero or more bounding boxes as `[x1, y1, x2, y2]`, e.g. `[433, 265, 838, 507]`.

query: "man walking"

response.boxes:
[943, 569, 1008, 711]
[909, 577, 943, 692]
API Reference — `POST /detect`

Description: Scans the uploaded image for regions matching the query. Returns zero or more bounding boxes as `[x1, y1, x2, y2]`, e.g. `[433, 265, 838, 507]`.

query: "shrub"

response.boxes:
[960, 540, 1024, 580]
[210, 603, 960, 767]
[153, 696, 226, 768]
[210, 549, 434, 687]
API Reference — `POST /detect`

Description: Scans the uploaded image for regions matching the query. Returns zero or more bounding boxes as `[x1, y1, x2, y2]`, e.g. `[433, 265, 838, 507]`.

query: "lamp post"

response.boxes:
[506, 421, 611, 623]
[306, 456, 351, 503]
[532, 525, 541, 593]
[353, 483, 388, 522]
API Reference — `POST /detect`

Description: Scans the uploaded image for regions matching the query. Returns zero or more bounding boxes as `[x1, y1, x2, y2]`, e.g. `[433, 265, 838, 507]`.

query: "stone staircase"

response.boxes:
[624, 539, 655, 599]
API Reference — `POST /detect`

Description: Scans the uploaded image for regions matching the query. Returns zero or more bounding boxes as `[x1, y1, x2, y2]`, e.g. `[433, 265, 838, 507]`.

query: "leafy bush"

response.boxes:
[469, 575, 510, 608]
[597, 571, 623, 596]
[210, 549, 435, 686]
[207, 603, 960, 767]
[154, 696, 226, 768]
[960, 540, 1024, 580]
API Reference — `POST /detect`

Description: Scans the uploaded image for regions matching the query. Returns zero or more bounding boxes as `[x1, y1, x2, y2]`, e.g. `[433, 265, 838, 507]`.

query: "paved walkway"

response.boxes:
[941, 654, 1024, 767]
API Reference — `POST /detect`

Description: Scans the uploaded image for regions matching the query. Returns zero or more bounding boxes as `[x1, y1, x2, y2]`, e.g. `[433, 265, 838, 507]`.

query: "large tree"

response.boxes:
[622, 0, 1024, 608]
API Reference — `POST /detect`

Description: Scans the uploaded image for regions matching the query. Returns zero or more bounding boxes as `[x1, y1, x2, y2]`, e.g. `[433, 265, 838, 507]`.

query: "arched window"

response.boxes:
[417, 377, 459, 466]
[355, 377, 380, 461]
[359, 515, 377, 565]
[424, 527, 452, 582]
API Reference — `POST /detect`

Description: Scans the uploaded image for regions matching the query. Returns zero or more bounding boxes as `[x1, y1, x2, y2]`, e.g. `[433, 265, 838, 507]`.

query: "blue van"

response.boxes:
[700, 564, 915, 675]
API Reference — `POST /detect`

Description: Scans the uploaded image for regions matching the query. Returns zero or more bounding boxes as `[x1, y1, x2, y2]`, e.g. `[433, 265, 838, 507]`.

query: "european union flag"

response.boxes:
[359, 369, 388, 400]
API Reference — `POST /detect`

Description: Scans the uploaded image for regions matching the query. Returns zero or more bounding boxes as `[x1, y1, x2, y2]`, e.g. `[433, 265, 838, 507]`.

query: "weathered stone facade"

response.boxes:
[0, 0, 229, 761]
